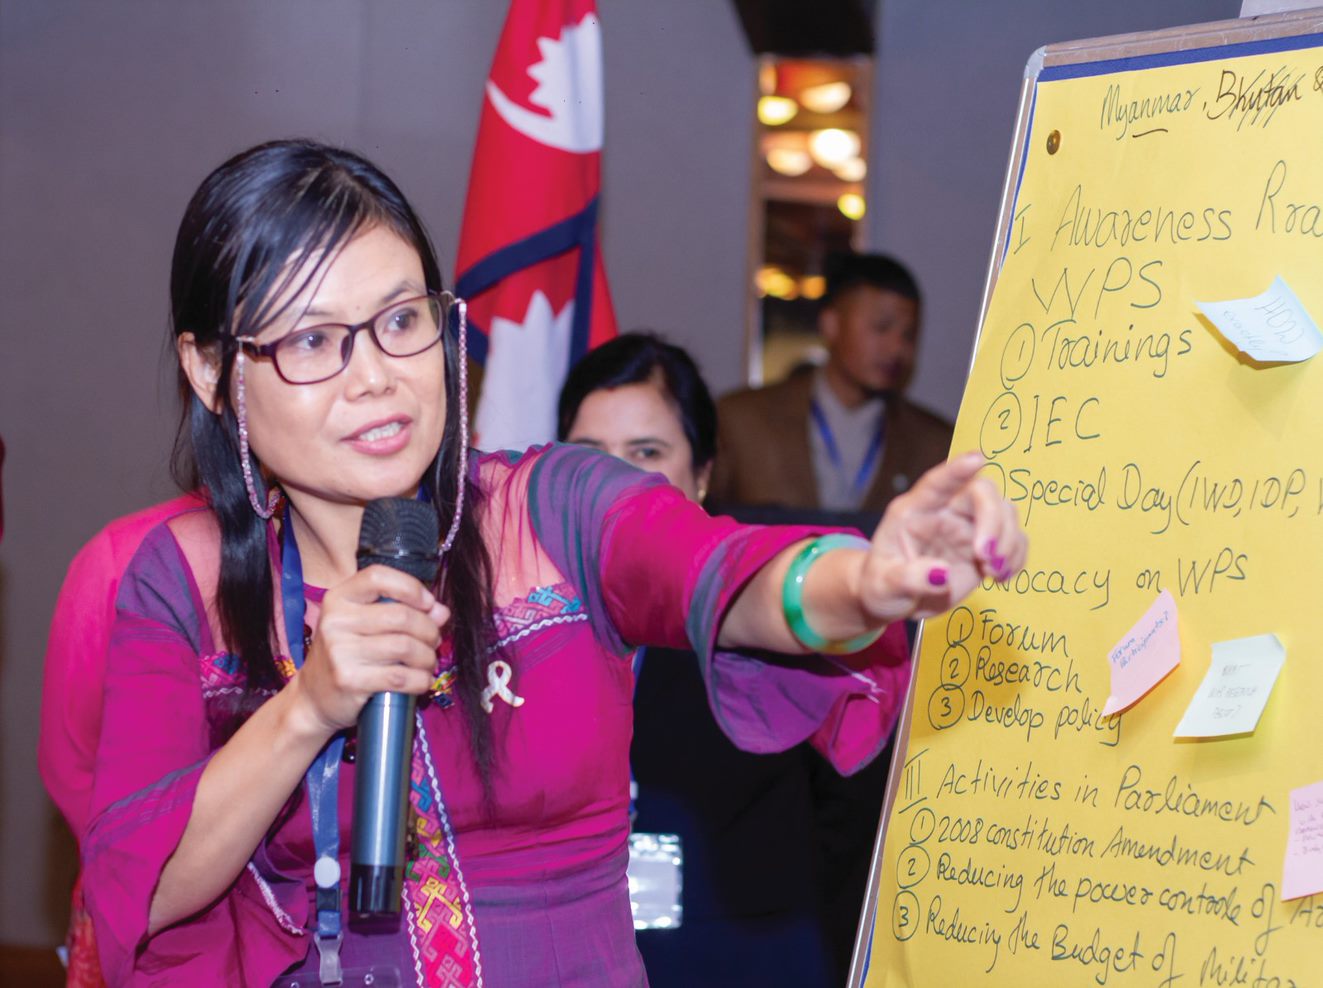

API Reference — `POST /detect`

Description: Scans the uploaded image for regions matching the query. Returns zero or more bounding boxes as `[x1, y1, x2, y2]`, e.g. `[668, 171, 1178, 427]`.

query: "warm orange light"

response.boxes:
[757, 95, 798, 127]
[766, 148, 812, 177]
[837, 193, 866, 221]
[832, 157, 867, 182]
[756, 265, 799, 300]
[800, 81, 852, 114]
[808, 128, 861, 168]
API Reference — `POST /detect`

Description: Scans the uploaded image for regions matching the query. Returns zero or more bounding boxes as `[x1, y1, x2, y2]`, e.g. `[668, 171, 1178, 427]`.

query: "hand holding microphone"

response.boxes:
[349, 498, 442, 923]
[294, 563, 445, 734]
[291, 498, 445, 923]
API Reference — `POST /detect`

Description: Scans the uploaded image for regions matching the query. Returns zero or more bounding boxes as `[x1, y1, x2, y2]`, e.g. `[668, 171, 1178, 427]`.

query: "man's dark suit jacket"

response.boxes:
[710, 366, 955, 513]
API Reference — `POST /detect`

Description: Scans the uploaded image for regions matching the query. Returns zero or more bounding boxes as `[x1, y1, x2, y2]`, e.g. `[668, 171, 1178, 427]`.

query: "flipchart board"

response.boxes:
[852, 10, 1323, 987]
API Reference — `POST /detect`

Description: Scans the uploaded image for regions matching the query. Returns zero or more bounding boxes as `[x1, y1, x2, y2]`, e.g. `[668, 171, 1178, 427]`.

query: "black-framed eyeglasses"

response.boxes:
[237, 291, 452, 385]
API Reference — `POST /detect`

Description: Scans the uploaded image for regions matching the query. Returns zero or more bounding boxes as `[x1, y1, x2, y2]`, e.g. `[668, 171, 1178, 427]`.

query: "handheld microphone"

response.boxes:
[349, 497, 440, 925]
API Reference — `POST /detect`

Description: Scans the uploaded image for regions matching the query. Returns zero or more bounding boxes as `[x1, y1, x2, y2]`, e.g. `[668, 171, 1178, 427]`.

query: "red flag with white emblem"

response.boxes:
[457, 0, 617, 452]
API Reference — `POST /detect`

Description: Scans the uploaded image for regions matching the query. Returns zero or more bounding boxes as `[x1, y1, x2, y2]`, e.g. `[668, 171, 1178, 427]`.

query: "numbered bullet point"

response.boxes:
[1000, 322, 1036, 389]
[928, 684, 965, 730]
[979, 391, 1022, 458]
[892, 890, 921, 942]
[896, 845, 932, 890]
[946, 606, 975, 647]
[909, 806, 937, 845]
[941, 643, 971, 688]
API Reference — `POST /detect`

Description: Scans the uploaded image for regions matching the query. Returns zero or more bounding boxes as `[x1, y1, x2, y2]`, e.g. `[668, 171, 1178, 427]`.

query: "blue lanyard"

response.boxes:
[809, 399, 886, 498]
[280, 510, 347, 963]
[628, 648, 645, 820]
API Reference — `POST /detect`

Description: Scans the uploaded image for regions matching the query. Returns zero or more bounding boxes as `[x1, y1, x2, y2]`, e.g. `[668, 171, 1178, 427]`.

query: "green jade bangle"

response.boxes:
[781, 533, 884, 655]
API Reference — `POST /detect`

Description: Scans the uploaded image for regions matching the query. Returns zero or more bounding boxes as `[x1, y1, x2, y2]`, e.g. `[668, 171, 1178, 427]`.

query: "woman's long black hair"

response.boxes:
[169, 139, 497, 776]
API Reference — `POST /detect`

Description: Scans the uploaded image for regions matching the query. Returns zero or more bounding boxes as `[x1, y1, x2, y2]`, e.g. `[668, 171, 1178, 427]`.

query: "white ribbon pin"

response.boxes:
[481, 659, 526, 714]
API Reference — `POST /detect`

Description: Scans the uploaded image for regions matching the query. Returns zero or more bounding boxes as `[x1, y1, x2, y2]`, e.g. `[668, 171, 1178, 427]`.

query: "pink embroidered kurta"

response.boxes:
[40, 492, 207, 988]
[80, 445, 910, 987]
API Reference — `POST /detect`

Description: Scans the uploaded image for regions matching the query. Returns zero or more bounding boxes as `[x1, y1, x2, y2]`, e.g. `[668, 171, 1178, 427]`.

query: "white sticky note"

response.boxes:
[1173, 633, 1285, 738]
[1196, 276, 1323, 363]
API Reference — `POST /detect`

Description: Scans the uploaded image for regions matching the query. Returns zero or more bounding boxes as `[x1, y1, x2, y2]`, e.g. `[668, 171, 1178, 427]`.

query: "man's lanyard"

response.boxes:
[809, 398, 886, 499]
[280, 509, 348, 984]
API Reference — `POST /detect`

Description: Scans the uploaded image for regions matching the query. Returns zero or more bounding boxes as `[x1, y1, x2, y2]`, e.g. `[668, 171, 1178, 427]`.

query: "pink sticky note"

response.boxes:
[1283, 780, 1323, 901]
[1102, 589, 1181, 716]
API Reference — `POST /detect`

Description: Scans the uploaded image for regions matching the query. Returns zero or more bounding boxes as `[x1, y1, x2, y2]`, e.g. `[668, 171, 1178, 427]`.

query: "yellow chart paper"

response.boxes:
[868, 35, 1323, 988]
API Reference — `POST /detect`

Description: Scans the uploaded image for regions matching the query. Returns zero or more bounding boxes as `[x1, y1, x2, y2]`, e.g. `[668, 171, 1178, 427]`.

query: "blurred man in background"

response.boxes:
[710, 253, 955, 979]
[711, 253, 952, 514]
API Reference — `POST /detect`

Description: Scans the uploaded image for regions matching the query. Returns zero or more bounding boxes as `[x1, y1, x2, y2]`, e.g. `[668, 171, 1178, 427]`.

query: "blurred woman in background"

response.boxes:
[558, 333, 913, 986]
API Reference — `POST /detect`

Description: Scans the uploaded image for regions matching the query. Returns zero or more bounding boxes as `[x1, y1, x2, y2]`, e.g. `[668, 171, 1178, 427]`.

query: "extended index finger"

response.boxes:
[906, 450, 987, 510]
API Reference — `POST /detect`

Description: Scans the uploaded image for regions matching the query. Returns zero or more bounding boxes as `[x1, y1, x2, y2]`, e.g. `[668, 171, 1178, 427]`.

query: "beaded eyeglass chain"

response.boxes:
[235, 346, 281, 520]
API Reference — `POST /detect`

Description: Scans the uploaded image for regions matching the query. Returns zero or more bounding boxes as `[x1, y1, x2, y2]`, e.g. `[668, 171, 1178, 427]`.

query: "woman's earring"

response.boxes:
[438, 296, 470, 556]
[235, 349, 279, 520]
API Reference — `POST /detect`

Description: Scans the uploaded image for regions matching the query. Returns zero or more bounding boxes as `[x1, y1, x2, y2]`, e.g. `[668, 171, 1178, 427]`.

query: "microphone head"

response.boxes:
[357, 498, 441, 585]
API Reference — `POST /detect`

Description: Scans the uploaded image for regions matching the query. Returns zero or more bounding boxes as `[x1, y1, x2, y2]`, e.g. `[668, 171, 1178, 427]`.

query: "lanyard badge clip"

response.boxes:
[315, 930, 344, 986]
[313, 851, 345, 985]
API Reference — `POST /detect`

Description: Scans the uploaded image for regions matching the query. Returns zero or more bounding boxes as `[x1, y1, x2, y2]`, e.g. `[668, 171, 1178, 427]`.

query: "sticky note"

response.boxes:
[1102, 589, 1181, 716]
[1282, 780, 1323, 902]
[1196, 276, 1323, 363]
[1173, 634, 1285, 738]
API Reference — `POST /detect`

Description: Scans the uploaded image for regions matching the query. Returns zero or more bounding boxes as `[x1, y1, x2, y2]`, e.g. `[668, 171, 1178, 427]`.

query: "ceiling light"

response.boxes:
[801, 276, 827, 300]
[808, 128, 861, 168]
[800, 81, 852, 114]
[837, 193, 866, 221]
[757, 95, 798, 127]
[766, 148, 812, 177]
[833, 157, 867, 182]
[756, 265, 799, 300]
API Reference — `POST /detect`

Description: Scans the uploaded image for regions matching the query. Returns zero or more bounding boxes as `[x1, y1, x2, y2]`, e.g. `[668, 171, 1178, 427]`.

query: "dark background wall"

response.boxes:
[0, 0, 1239, 948]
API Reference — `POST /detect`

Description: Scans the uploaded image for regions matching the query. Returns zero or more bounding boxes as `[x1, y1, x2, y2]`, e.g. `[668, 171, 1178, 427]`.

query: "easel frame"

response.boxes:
[847, 8, 1323, 986]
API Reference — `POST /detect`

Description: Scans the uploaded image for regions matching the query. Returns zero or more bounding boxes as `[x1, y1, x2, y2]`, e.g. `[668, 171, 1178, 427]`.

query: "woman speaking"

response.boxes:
[72, 140, 1025, 987]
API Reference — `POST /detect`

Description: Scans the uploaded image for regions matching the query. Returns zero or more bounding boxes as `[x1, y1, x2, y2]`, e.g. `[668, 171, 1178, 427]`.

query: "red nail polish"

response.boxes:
[928, 566, 948, 587]
[984, 538, 999, 559]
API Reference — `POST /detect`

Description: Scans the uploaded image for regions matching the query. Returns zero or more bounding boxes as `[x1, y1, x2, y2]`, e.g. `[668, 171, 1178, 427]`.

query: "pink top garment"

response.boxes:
[40, 491, 206, 842]
[75, 445, 910, 987]
[41, 493, 206, 988]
